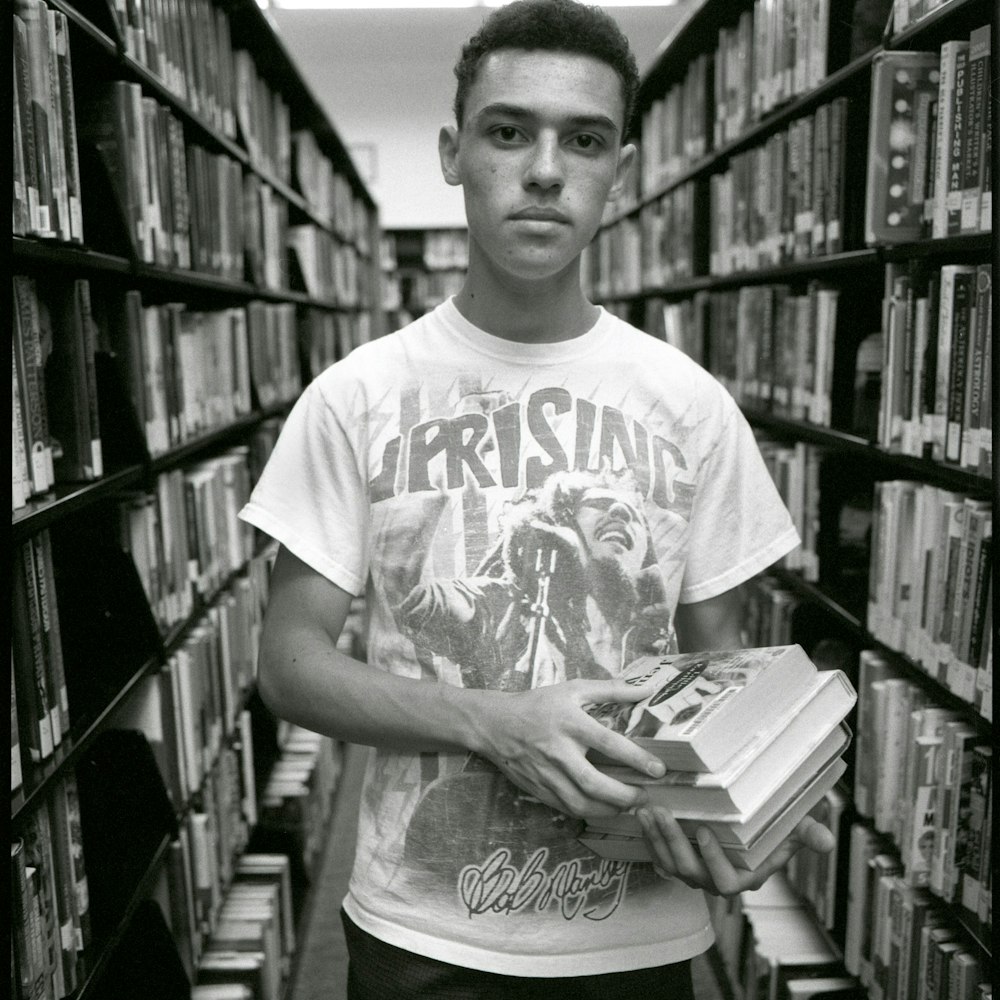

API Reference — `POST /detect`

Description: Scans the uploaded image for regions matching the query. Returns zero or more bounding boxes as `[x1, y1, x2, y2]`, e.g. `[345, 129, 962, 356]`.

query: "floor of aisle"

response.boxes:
[288, 743, 727, 1000]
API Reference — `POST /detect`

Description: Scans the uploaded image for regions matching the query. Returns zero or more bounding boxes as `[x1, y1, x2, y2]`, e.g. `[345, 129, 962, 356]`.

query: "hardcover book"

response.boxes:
[586, 644, 826, 772]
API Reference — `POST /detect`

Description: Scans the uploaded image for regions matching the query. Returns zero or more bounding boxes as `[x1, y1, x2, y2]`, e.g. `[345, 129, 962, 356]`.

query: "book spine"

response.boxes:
[932, 42, 969, 238]
[12, 840, 46, 1000]
[14, 13, 41, 235]
[944, 268, 974, 464]
[53, 9, 83, 243]
[31, 531, 69, 740]
[960, 26, 989, 232]
[13, 275, 54, 496]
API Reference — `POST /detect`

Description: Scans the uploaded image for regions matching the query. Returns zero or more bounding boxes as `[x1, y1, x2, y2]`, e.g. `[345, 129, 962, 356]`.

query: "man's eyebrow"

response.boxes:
[472, 103, 620, 135]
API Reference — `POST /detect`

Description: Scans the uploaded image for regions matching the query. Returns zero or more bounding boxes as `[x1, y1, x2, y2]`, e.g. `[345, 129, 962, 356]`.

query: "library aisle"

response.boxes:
[288, 743, 728, 999]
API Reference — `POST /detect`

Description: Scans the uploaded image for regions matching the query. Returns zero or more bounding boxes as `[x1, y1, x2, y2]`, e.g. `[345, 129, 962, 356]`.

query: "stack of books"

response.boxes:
[579, 645, 857, 870]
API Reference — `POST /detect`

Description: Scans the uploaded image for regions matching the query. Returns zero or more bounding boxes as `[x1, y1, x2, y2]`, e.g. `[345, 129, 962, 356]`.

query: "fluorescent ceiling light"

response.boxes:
[267, 0, 677, 9]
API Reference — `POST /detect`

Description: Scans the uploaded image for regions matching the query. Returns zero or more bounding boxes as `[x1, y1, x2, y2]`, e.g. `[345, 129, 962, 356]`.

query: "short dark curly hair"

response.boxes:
[453, 0, 640, 139]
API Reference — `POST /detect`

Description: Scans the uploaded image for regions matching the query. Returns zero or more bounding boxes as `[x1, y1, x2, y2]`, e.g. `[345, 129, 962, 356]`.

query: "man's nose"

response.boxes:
[524, 134, 564, 191]
[608, 500, 637, 523]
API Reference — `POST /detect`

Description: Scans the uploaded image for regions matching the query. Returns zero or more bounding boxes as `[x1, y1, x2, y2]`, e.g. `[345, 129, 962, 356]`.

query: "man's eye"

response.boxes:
[572, 134, 601, 150]
[493, 126, 522, 142]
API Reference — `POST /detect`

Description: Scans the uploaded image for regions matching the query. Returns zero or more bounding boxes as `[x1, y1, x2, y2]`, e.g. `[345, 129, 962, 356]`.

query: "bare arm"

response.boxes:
[674, 586, 744, 652]
[257, 545, 672, 817]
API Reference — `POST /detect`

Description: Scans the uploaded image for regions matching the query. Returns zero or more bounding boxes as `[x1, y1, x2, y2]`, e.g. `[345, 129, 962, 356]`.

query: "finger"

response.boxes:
[637, 810, 681, 876]
[792, 817, 836, 854]
[582, 720, 666, 778]
[692, 826, 745, 897]
[573, 763, 650, 813]
[573, 676, 664, 705]
[645, 808, 713, 889]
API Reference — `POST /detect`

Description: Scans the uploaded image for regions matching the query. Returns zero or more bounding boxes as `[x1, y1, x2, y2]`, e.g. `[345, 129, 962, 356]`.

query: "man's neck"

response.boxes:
[453, 257, 600, 344]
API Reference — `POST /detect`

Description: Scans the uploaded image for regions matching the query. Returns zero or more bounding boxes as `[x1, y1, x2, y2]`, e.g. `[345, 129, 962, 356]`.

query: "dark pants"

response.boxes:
[341, 910, 695, 1000]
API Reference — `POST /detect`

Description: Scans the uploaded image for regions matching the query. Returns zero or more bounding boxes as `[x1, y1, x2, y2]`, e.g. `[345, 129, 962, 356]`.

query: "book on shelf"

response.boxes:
[42, 278, 104, 484]
[932, 39, 969, 239]
[13, 274, 55, 498]
[586, 644, 839, 772]
[192, 986, 254, 1000]
[12, 538, 57, 764]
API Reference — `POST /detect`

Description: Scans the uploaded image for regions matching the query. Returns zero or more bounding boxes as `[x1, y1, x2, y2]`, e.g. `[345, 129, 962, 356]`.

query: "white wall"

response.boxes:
[269, 5, 688, 228]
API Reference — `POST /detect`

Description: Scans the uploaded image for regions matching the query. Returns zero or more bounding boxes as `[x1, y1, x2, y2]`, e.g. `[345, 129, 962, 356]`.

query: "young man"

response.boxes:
[240, 2, 834, 996]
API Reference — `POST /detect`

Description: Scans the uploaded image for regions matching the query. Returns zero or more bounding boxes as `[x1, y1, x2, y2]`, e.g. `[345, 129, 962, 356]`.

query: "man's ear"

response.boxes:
[439, 125, 462, 187]
[607, 142, 637, 202]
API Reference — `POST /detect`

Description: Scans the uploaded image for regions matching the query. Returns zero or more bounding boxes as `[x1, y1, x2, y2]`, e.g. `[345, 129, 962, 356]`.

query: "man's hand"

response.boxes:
[474, 678, 667, 818]
[636, 806, 836, 896]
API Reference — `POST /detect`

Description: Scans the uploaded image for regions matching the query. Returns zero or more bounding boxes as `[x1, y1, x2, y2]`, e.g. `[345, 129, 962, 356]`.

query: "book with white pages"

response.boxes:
[589, 667, 856, 817]
[579, 753, 847, 870]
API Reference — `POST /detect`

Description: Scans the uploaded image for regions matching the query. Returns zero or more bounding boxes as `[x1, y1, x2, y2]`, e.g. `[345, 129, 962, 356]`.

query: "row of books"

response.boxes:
[258, 726, 343, 892]
[233, 50, 291, 185]
[865, 28, 992, 245]
[298, 308, 372, 382]
[12, 773, 91, 1000]
[710, 97, 849, 276]
[101, 0, 375, 248]
[644, 293, 708, 368]
[756, 441, 822, 583]
[704, 282, 840, 427]
[422, 228, 470, 271]
[107, 292, 301, 458]
[190, 854, 297, 1000]
[640, 183, 698, 289]
[400, 269, 467, 314]
[844, 821, 990, 1000]
[112, 0, 238, 145]
[708, 872, 862, 1000]
[12, 0, 84, 243]
[13, 275, 102, 508]
[876, 262, 992, 476]
[639, 52, 712, 191]
[12, 423, 278, 770]
[867, 484, 992, 716]
[117, 451, 258, 635]
[78, 80, 255, 280]
[714, 0, 844, 151]
[176, 727, 341, 999]
[585, 181, 696, 298]
[854, 649, 992, 910]
[292, 131, 373, 247]
[116, 554, 269, 813]
[288, 224, 368, 306]
[12, 531, 69, 766]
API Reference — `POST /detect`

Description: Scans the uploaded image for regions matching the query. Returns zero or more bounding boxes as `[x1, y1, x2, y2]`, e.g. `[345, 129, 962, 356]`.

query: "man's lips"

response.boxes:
[510, 207, 571, 223]
[596, 521, 634, 549]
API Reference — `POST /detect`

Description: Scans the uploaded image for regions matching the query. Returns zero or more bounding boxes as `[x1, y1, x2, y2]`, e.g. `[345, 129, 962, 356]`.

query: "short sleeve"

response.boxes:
[238, 377, 370, 595]
[678, 391, 800, 604]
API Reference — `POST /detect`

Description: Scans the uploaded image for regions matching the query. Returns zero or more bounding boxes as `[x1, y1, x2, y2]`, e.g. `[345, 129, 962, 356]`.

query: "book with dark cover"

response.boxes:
[586, 644, 824, 772]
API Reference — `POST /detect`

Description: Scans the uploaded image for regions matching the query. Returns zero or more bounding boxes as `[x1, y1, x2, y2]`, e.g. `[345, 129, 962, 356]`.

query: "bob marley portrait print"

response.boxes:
[360, 372, 699, 922]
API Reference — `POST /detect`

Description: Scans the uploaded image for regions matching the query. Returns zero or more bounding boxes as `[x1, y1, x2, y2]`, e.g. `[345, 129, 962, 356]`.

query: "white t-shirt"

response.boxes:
[240, 299, 799, 977]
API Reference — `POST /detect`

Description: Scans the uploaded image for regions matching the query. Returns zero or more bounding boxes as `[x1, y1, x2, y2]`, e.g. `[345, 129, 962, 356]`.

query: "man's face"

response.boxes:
[440, 48, 635, 283]
[573, 487, 647, 579]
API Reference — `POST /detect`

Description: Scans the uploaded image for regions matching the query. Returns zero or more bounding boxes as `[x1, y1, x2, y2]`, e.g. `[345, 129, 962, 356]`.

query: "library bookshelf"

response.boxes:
[381, 226, 468, 328]
[11, 0, 380, 997]
[586, 1, 993, 998]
